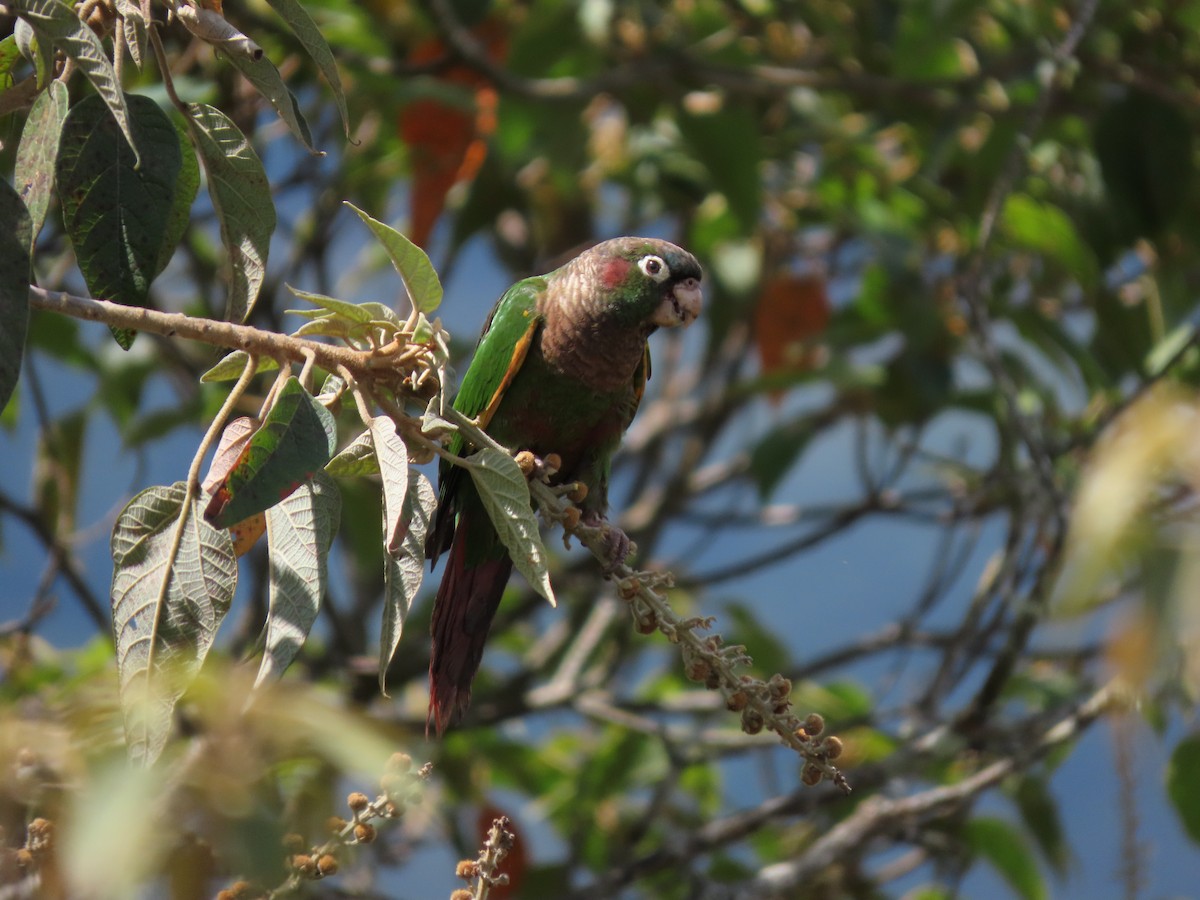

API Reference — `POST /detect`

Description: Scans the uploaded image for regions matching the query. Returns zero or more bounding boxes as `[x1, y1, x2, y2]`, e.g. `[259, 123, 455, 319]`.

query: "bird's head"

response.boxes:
[579, 237, 704, 330]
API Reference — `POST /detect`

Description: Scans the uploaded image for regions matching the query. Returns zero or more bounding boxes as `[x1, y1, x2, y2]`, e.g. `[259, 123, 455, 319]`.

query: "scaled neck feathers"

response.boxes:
[538, 259, 652, 393]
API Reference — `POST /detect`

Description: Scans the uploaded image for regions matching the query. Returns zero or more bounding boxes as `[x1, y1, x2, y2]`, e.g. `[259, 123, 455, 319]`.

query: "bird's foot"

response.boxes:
[581, 510, 634, 576]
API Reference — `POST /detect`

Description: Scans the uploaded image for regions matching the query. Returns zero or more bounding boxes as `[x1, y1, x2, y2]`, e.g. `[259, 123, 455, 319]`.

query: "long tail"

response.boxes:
[427, 514, 513, 737]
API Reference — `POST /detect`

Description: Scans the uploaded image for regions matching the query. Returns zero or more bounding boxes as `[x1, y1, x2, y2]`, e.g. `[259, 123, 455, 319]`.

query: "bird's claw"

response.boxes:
[581, 510, 633, 576]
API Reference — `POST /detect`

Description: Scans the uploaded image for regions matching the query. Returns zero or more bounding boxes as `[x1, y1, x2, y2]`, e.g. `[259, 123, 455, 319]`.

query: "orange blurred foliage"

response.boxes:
[753, 273, 831, 402]
[398, 21, 506, 248]
[474, 802, 527, 898]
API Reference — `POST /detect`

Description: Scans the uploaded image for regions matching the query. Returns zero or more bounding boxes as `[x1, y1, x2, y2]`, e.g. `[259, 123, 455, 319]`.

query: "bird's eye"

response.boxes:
[638, 255, 670, 282]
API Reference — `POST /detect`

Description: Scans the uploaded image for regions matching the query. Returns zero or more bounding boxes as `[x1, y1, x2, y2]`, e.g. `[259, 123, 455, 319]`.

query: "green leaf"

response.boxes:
[462, 447, 556, 607]
[13, 18, 52, 87]
[1166, 733, 1200, 845]
[380, 470, 435, 695]
[1000, 194, 1097, 290]
[14, 80, 68, 251]
[1095, 90, 1194, 240]
[748, 419, 811, 498]
[369, 416, 411, 554]
[286, 284, 374, 324]
[204, 378, 337, 528]
[115, 0, 146, 69]
[110, 482, 237, 766]
[57, 93, 181, 349]
[264, 0, 350, 137]
[156, 115, 201, 278]
[325, 430, 379, 476]
[0, 35, 20, 86]
[184, 103, 276, 322]
[0, 181, 32, 415]
[255, 471, 340, 686]
[199, 350, 279, 383]
[676, 105, 762, 233]
[13, 0, 139, 162]
[965, 816, 1048, 900]
[344, 202, 443, 313]
[1010, 775, 1071, 876]
[218, 47, 316, 151]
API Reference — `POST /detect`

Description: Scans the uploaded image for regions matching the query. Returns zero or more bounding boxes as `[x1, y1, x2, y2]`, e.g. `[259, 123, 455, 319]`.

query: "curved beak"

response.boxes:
[652, 277, 703, 327]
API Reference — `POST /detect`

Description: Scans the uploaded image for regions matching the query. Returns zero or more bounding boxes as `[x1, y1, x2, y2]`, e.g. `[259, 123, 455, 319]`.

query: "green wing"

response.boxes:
[427, 276, 546, 562]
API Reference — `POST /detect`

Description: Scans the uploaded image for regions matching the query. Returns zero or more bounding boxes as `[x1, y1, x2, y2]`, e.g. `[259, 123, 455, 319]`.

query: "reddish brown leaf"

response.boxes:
[754, 273, 831, 402]
[228, 512, 266, 557]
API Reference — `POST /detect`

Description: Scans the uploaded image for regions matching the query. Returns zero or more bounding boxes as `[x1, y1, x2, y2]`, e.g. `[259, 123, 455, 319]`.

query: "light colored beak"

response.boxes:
[651, 277, 703, 327]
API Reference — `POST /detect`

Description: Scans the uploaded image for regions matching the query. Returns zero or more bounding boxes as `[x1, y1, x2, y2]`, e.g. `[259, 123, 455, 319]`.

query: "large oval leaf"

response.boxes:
[14, 80, 68, 251]
[345, 202, 443, 313]
[255, 471, 341, 686]
[110, 482, 237, 766]
[57, 93, 181, 349]
[184, 104, 275, 322]
[204, 377, 337, 528]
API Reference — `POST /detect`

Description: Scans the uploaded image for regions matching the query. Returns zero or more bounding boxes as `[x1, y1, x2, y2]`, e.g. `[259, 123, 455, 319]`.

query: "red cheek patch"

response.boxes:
[601, 257, 632, 290]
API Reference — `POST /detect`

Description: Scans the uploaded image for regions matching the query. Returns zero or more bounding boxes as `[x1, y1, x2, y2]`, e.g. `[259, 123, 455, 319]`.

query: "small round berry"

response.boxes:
[768, 674, 792, 700]
[803, 713, 825, 737]
[568, 482, 588, 503]
[685, 659, 711, 683]
[515, 450, 536, 476]
[562, 506, 582, 529]
[326, 816, 348, 835]
[634, 612, 657, 634]
[455, 859, 479, 879]
[353, 823, 376, 844]
[741, 709, 764, 735]
[282, 833, 305, 853]
[316, 854, 339, 876]
[450, 891, 474, 900]
[347, 792, 370, 813]
[823, 736, 843, 759]
[290, 854, 316, 877]
[386, 752, 412, 774]
[725, 690, 749, 712]
[704, 670, 722, 690]
[801, 764, 823, 786]
[542, 453, 562, 476]
[15, 848, 33, 869]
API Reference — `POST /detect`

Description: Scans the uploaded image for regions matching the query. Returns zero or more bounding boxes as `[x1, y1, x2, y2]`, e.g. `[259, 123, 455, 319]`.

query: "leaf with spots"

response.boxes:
[14, 80, 68, 252]
[204, 378, 337, 528]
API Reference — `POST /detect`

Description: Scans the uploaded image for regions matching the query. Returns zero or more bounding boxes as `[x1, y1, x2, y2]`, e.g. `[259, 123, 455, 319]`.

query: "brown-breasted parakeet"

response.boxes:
[425, 237, 703, 735]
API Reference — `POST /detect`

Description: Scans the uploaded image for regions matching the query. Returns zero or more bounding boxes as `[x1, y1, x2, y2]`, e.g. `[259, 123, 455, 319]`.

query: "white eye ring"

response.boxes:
[638, 254, 670, 283]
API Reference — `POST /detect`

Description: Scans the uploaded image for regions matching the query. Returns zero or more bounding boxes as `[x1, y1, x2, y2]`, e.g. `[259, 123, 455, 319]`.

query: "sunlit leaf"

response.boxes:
[111, 482, 237, 765]
[13, 0, 139, 160]
[380, 470, 435, 695]
[199, 350, 279, 383]
[204, 378, 337, 528]
[264, 0, 350, 137]
[184, 103, 276, 322]
[345, 202, 443, 313]
[256, 471, 340, 686]
[461, 447, 555, 607]
[370, 415, 409, 554]
[14, 80, 68, 251]
[325, 430, 380, 476]
[286, 284, 374, 324]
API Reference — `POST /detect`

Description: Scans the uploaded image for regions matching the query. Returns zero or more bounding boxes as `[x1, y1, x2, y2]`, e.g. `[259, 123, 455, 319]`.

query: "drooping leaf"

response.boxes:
[13, 0, 139, 160]
[369, 416, 410, 554]
[677, 104, 762, 233]
[965, 816, 1048, 900]
[1166, 733, 1200, 845]
[1010, 775, 1072, 877]
[57, 93, 181, 349]
[228, 513, 267, 557]
[14, 80, 68, 251]
[156, 116, 201, 278]
[184, 103, 276, 322]
[200, 350, 279, 383]
[380, 470, 435, 695]
[13, 19, 51, 88]
[462, 447, 555, 607]
[110, 482, 237, 766]
[255, 471, 340, 686]
[204, 378, 337, 528]
[264, 0, 350, 137]
[0, 180, 32, 414]
[218, 47, 316, 151]
[1095, 90, 1194, 240]
[115, 0, 146, 69]
[325, 430, 380, 476]
[344, 202, 443, 313]
[201, 416, 258, 494]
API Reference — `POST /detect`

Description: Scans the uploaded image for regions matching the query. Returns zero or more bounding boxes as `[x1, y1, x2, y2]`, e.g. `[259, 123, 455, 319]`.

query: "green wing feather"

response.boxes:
[427, 276, 546, 562]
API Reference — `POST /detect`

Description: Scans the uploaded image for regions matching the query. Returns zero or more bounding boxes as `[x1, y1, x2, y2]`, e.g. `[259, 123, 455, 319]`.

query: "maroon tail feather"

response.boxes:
[427, 526, 513, 737]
